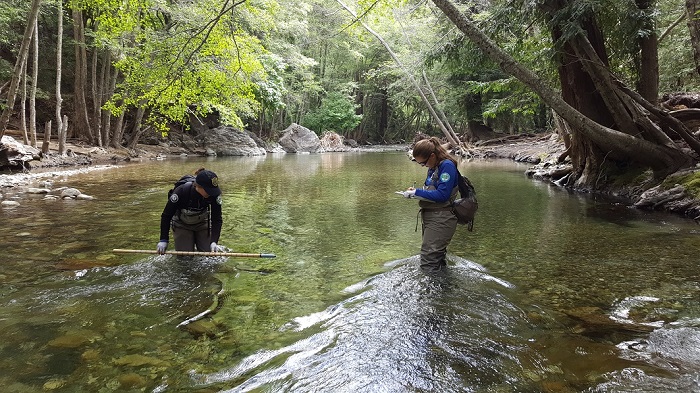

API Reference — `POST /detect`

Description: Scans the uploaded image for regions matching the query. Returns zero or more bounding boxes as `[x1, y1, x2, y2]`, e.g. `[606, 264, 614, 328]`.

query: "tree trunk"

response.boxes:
[20, 61, 28, 144]
[102, 62, 117, 146]
[112, 110, 125, 149]
[430, 0, 689, 179]
[59, 115, 68, 155]
[126, 104, 147, 149]
[41, 121, 51, 154]
[0, 0, 42, 138]
[636, 0, 659, 104]
[72, 8, 93, 142]
[56, 0, 64, 154]
[29, 14, 38, 148]
[687, 0, 700, 77]
[91, 46, 102, 147]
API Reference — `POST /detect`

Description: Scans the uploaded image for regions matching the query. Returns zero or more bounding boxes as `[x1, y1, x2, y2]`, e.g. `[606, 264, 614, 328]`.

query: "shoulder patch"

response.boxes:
[440, 172, 451, 182]
[216, 195, 222, 205]
[169, 194, 179, 203]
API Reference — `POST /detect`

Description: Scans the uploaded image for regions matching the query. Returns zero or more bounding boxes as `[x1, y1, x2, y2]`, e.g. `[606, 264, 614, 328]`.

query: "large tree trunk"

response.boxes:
[637, 0, 659, 104]
[430, 0, 691, 181]
[72, 8, 93, 142]
[0, 0, 42, 138]
[687, 0, 700, 77]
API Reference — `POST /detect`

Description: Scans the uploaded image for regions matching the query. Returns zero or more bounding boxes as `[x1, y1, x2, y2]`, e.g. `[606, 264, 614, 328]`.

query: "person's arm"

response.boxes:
[159, 192, 181, 242]
[209, 196, 223, 243]
[414, 162, 458, 202]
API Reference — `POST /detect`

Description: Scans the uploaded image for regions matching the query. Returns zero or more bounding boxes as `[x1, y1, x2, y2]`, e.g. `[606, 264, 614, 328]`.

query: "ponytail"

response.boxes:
[413, 137, 456, 166]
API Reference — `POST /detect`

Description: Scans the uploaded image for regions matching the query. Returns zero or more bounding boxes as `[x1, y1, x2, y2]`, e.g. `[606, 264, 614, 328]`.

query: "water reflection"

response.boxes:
[1, 153, 700, 392]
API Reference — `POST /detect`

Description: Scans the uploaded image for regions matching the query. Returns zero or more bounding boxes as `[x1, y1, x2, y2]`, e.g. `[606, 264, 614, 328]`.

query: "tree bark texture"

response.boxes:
[56, 0, 64, 154]
[41, 121, 51, 154]
[91, 45, 102, 147]
[30, 15, 39, 147]
[72, 8, 93, 142]
[0, 0, 42, 138]
[20, 61, 28, 144]
[636, 0, 659, 104]
[686, 0, 700, 77]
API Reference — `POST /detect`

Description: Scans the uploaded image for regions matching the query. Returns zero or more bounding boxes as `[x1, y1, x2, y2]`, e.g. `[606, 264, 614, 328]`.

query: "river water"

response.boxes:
[1, 151, 700, 392]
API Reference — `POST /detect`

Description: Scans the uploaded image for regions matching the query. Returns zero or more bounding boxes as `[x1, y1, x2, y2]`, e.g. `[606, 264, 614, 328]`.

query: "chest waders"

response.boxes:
[416, 161, 459, 273]
[171, 183, 212, 252]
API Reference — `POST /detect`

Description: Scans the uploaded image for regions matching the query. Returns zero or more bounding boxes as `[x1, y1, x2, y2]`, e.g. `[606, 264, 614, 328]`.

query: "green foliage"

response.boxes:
[85, 0, 270, 132]
[303, 91, 362, 134]
[0, 0, 27, 48]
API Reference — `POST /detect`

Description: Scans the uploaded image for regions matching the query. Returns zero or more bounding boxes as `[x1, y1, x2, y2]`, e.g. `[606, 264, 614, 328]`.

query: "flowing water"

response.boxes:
[1, 151, 700, 392]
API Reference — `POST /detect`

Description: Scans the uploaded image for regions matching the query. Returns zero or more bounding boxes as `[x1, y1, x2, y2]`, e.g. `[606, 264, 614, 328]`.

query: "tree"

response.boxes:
[303, 91, 361, 134]
[0, 0, 42, 139]
[430, 0, 697, 187]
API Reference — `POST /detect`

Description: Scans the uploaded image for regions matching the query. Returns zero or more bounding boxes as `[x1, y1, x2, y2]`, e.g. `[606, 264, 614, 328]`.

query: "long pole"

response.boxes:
[112, 249, 276, 258]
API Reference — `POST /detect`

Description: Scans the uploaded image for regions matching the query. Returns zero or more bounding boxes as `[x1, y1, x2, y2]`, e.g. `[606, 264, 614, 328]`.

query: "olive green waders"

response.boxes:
[419, 208, 458, 272]
[417, 160, 459, 273]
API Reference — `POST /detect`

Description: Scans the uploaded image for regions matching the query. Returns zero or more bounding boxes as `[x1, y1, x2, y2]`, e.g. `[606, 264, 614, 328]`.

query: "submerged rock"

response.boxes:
[113, 354, 166, 367]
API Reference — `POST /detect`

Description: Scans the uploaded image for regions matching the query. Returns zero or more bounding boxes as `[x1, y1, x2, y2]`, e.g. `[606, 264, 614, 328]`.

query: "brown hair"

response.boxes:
[412, 137, 456, 166]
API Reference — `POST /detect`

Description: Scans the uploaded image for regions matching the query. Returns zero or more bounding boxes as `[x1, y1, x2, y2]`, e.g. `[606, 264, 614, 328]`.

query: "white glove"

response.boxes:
[210, 242, 225, 253]
[156, 241, 168, 255]
[402, 189, 416, 198]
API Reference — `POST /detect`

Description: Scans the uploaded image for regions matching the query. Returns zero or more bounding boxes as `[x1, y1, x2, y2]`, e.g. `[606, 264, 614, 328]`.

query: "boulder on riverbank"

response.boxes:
[278, 123, 321, 153]
[0, 136, 41, 169]
[195, 126, 267, 156]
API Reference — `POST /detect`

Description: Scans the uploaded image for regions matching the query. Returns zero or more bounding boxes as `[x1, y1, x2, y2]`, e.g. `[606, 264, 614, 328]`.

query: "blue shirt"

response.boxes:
[415, 160, 458, 203]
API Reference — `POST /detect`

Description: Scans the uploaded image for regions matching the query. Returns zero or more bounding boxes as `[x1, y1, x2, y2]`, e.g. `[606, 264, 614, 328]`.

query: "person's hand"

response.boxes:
[210, 242, 225, 253]
[157, 241, 168, 255]
[403, 189, 416, 198]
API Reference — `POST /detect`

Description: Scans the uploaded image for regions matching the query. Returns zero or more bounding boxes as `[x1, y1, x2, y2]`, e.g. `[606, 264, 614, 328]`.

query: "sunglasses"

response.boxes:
[414, 153, 432, 166]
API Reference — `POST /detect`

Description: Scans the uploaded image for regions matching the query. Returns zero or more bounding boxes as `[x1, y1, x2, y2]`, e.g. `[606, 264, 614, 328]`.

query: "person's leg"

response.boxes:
[420, 210, 458, 273]
[194, 225, 211, 252]
[172, 225, 196, 251]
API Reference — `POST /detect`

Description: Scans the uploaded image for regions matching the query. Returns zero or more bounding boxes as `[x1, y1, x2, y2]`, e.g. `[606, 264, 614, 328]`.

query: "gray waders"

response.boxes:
[171, 208, 211, 252]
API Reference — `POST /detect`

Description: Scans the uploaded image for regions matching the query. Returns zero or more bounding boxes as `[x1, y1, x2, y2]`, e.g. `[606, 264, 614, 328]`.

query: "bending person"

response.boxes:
[157, 168, 224, 254]
[403, 137, 459, 272]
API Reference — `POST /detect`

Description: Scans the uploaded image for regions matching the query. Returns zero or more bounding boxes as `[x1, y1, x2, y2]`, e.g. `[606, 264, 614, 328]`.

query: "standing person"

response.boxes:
[156, 168, 224, 254]
[402, 137, 459, 272]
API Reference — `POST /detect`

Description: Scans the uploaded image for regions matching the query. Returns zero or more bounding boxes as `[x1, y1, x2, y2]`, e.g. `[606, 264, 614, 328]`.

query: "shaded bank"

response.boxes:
[469, 133, 700, 222]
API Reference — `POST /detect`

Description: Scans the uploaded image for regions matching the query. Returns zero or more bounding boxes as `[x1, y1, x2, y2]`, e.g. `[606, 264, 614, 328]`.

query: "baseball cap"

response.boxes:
[195, 170, 221, 197]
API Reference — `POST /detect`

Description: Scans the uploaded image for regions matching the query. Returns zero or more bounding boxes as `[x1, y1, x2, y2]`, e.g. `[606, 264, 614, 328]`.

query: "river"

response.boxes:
[1, 151, 700, 392]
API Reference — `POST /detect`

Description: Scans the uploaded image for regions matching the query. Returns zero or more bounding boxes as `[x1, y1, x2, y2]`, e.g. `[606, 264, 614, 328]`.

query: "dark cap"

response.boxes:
[195, 170, 221, 197]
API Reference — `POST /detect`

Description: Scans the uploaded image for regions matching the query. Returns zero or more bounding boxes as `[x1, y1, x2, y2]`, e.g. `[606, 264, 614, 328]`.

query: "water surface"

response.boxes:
[1, 152, 700, 392]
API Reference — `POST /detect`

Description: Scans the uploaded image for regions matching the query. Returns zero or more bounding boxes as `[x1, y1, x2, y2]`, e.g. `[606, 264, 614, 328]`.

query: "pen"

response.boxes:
[413, 181, 416, 189]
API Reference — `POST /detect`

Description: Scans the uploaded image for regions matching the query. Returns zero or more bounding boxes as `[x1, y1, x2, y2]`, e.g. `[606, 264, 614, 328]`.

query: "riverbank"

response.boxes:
[2, 132, 699, 221]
